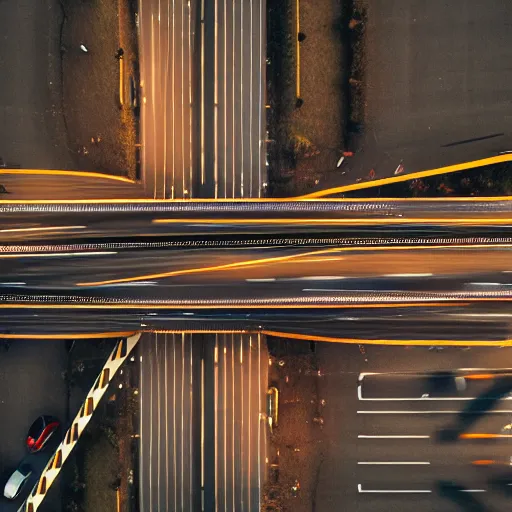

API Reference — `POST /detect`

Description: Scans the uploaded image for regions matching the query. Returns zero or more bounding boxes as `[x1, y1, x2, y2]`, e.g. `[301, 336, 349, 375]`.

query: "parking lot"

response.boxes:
[0, 340, 67, 511]
[315, 344, 512, 511]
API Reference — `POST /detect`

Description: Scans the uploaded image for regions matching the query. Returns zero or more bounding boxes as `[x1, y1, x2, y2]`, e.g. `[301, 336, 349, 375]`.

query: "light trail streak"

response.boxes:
[151, 217, 512, 226]
[298, 154, 512, 199]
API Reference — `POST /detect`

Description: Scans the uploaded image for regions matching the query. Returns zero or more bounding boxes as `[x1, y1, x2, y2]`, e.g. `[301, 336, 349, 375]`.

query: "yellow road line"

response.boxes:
[297, 154, 512, 199]
[0, 195, 512, 204]
[76, 247, 342, 286]
[0, 302, 472, 310]
[152, 217, 512, 226]
[261, 330, 512, 346]
[462, 434, 512, 440]
[75, 241, 512, 287]
[0, 331, 137, 339]
[0, 169, 136, 184]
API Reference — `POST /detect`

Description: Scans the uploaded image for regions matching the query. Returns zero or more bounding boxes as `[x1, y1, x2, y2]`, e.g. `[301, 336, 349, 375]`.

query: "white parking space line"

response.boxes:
[358, 462, 430, 465]
[358, 484, 431, 494]
[358, 435, 430, 439]
[357, 370, 512, 401]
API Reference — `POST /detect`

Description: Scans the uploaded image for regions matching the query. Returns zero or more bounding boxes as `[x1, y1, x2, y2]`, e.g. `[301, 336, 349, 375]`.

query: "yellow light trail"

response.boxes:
[261, 330, 512, 347]
[76, 247, 342, 286]
[461, 434, 512, 440]
[0, 302, 472, 310]
[0, 331, 137, 339]
[0, 196, 511, 205]
[152, 217, 512, 226]
[297, 154, 512, 199]
[75, 242, 512, 287]
[0, 169, 136, 184]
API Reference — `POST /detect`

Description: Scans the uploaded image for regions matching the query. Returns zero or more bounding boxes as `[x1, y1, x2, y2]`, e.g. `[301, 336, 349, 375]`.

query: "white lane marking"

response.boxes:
[358, 410, 512, 414]
[358, 435, 430, 439]
[358, 484, 431, 494]
[461, 489, 486, 493]
[358, 462, 430, 465]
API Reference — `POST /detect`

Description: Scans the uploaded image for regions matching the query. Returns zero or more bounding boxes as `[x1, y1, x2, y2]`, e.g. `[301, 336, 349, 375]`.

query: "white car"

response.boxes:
[4, 463, 32, 499]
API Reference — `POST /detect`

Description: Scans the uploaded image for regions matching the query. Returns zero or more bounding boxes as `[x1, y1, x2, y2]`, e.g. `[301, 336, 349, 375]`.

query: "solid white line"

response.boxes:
[358, 410, 512, 414]
[358, 484, 431, 494]
[358, 462, 430, 465]
[358, 435, 430, 439]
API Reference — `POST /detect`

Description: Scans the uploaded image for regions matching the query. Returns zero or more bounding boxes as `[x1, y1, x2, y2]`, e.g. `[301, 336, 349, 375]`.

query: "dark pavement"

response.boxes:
[310, 0, 512, 194]
[0, 340, 67, 512]
[315, 343, 512, 511]
[0, 0, 72, 171]
[201, 0, 266, 198]
[138, 332, 268, 511]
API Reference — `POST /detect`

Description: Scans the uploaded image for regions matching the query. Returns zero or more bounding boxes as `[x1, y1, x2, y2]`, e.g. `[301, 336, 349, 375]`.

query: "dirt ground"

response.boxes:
[60, 0, 138, 178]
[263, 339, 324, 512]
[267, 0, 348, 197]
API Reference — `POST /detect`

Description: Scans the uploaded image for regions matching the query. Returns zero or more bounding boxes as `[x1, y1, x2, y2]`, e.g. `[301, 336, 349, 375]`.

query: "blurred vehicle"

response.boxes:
[267, 386, 279, 430]
[26, 415, 60, 453]
[472, 457, 512, 467]
[4, 463, 32, 499]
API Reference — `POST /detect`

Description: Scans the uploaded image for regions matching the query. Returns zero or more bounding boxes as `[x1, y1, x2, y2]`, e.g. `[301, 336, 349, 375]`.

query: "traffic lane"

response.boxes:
[1, 245, 512, 289]
[310, 0, 512, 192]
[139, 0, 194, 199]
[138, 333, 200, 511]
[0, 340, 67, 510]
[1, 202, 512, 242]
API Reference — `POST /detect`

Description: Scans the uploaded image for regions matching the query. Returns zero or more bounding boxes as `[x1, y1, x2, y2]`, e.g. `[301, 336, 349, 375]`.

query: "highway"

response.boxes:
[315, 343, 512, 512]
[0, 238, 512, 298]
[0, 197, 510, 243]
[138, 332, 267, 511]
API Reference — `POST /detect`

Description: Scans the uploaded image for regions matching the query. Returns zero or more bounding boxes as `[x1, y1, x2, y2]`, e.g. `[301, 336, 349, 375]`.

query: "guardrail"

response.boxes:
[19, 333, 142, 512]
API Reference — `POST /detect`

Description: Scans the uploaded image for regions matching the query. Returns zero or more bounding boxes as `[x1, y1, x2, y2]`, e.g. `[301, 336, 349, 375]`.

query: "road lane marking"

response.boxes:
[358, 435, 430, 439]
[358, 462, 430, 465]
[358, 484, 431, 494]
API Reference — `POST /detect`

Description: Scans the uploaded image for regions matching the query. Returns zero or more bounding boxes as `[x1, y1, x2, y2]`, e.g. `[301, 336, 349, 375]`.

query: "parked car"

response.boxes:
[26, 415, 60, 453]
[4, 463, 32, 499]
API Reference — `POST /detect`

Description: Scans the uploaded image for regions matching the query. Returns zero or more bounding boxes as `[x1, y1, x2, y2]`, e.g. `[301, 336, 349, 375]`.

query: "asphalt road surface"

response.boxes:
[0, 0, 72, 171]
[1, 241, 512, 298]
[0, 340, 67, 512]
[201, 0, 266, 198]
[0, 173, 147, 200]
[138, 0, 266, 199]
[310, 0, 512, 193]
[138, 332, 268, 511]
[315, 343, 512, 511]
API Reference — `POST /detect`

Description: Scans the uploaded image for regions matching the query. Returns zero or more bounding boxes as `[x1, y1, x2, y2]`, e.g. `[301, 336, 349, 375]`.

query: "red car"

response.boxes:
[26, 415, 60, 453]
